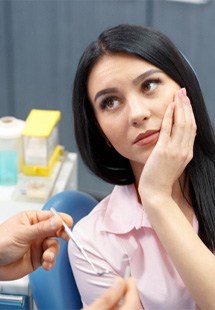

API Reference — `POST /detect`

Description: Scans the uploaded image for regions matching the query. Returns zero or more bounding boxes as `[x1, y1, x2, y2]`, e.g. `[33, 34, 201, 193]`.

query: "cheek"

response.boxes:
[160, 101, 169, 118]
[153, 100, 169, 120]
[97, 113, 126, 139]
[98, 118, 126, 150]
[101, 123, 124, 142]
[157, 90, 176, 118]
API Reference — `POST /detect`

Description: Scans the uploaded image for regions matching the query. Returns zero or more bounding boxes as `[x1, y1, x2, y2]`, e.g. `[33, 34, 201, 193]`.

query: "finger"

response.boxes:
[184, 99, 197, 160]
[120, 278, 142, 310]
[52, 211, 73, 228]
[25, 211, 73, 241]
[26, 210, 73, 228]
[30, 241, 44, 270]
[41, 239, 60, 270]
[25, 215, 62, 241]
[171, 88, 187, 146]
[172, 89, 196, 160]
[157, 101, 175, 146]
[85, 277, 126, 310]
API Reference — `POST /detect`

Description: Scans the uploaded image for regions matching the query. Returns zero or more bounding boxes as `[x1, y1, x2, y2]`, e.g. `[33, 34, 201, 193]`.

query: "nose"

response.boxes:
[128, 96, 151, 127]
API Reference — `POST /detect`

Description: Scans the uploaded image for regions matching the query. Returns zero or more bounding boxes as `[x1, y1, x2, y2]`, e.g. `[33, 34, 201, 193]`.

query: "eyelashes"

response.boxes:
[99, 77, 162, 111]
[141, 78, 161, 92]
[100, 96, 121, 111]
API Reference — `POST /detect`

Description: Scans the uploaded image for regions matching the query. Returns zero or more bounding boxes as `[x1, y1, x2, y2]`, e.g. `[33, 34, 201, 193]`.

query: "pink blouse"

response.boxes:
[68, 184, 198, 309]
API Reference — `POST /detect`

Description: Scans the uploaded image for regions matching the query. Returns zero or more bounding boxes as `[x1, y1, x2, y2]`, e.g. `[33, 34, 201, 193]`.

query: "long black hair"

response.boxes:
[72, 24, 215, 251]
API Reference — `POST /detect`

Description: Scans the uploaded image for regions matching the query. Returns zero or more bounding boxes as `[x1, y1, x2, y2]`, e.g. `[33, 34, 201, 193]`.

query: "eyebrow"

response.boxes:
[132, 69, 162, 85]
[94, 88, 118, 102]
[94, 68, 162, 102]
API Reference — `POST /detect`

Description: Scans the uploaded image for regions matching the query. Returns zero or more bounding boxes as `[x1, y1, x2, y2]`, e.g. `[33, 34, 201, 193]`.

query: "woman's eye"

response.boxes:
[100, 97, 121, 111]
[141, 78, 161, 93]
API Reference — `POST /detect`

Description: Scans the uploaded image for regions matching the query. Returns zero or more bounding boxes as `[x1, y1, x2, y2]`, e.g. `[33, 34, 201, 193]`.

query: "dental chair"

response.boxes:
[29, 190, 98, 310]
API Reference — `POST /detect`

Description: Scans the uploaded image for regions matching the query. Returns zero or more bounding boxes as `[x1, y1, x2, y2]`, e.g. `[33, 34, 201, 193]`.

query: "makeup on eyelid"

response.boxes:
[97, 77, 162, 112]
[93, 68, 163, 100]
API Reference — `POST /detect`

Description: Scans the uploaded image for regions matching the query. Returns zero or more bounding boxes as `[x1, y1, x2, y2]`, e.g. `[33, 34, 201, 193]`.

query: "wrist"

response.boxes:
[139, 189, 173, 214]
[139, 187, 170, 204]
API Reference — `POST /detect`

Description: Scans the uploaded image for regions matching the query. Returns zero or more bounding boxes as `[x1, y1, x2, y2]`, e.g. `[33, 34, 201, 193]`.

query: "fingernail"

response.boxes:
[177, 88, 185, 99]
[50, 216, 58, 228]
[49, 252, 55, 261]
[181, 87, 187, 96]
[46, 263, 53, 270]
[177, 88, 186, 99]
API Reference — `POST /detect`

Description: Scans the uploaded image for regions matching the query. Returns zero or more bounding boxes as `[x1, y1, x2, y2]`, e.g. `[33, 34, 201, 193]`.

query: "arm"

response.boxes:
[68, 218, 128, 306]
[0, 210, 73, 280]
[68, 236, 119, 306]
[138, 88, 215, 309]
[84, 277, 142, 310]
[140, 194, 215, 310]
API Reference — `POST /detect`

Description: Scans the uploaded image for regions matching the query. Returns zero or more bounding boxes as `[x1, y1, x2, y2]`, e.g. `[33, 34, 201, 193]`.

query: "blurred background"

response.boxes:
[0, 0, 214, 199]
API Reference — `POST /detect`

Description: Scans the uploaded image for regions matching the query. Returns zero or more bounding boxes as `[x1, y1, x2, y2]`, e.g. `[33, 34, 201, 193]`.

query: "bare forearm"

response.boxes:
[141, 194, 215, 310]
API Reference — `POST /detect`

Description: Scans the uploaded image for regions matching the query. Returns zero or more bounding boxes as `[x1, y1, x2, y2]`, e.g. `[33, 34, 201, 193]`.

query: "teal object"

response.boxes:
[0, 150, 18, 185]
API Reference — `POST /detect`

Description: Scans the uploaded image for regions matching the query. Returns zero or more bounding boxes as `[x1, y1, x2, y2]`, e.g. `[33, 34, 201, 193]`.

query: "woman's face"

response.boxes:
[88, 53, 180, 173]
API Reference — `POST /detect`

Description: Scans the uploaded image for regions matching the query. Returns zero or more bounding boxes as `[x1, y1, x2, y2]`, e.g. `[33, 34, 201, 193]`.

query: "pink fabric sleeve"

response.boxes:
[67, 229, 123, 307]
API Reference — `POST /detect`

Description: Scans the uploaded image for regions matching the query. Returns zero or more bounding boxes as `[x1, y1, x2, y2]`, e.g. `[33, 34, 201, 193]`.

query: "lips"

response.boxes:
[133, 130, 160, 145]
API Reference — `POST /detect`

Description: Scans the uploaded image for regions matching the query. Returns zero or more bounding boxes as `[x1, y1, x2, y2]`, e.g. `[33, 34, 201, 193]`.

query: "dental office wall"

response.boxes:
[0, 0, 214, 199]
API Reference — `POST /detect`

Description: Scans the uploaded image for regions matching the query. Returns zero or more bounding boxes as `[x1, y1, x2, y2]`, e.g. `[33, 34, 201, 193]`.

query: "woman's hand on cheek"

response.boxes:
[138, 88, 196, 200]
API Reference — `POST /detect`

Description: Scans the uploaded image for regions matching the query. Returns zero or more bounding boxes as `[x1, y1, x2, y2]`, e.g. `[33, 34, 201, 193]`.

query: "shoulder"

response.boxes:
[72, 188, 113, 235]
[74, 184, 136, 226]
[72, 184, 138, 237]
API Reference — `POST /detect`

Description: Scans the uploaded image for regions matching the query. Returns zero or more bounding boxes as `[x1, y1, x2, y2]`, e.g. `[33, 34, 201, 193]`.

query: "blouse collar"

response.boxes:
[101, 184, 152, 234]
[100, 184, 198, 234]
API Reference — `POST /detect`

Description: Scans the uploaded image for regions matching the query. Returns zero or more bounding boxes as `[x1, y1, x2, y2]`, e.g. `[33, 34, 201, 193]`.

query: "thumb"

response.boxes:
[25, 215, 62, 241]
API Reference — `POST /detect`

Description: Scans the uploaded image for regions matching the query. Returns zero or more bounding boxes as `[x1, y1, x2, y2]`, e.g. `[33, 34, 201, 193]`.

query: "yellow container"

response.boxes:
[21, 109, 62, 176]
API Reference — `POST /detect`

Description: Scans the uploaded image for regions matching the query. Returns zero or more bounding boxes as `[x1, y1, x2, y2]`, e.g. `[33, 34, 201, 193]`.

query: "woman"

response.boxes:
[68, 24, 215, 309]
